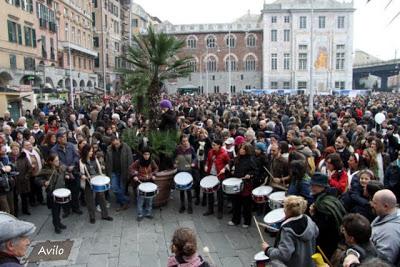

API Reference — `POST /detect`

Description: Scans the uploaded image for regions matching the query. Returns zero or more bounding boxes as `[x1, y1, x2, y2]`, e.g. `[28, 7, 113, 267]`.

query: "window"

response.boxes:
[188, 60, 197, 72]
[283, 81, 290, 89]
[284, 53, 290, 70]
[132, 19, 138, 27]
[319, 16, 325, 29]
[115, 42, 119, 52]
[93, 37, 99, 47]
[271, 53, 277, 70]
[246, 34, 256, 47]
[337, 16, 345, 29]
[65, 22, 69, 39]
[9, 55, 17, 69]
[336, 52, 345, 70]
[298, 53, 307, 70]
[7, 20, 22, 44]
[225, 34, 235, 48]
[230, 85, 236, 94]
[284, 29, 290, 42]
[187, 37, 196, 49]
[299, 44, 308, 50]
[335, 81, 345, 89]
[284, 16, 290, 23]
[271, 16, 277, 23]
[245, 55, 256, 71]
[213, 86, 219, 93]
[206, 56, 217, 72]
[24, 26, 36, 47]
[24, 57, 35, 71]
[299, 16, 307, 29]
[225, 55, 236, 71]
[337, 44, 345, 50]
[271, 81, 278, 89]
[271, 30, 277, 42]
[206, 35, 216, 48]
[298, 81, 307, 89]
[71, 27, 75, 43]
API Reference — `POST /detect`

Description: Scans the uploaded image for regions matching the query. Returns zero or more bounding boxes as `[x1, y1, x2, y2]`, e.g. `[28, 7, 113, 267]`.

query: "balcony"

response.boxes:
[60, 41, 98, 57]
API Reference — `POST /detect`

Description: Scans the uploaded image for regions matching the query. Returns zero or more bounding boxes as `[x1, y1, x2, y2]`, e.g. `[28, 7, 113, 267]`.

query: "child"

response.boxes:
[167, 227, 210, 267]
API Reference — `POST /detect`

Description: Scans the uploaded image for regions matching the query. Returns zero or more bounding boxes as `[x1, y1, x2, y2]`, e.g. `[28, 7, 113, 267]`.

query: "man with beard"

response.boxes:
[335, 136, 351, 169]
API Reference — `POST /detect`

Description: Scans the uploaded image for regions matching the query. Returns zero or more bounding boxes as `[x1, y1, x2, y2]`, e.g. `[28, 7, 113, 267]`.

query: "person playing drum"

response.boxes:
[261, 195, 319, 267]
[79, 144, 113, 224]
[129, 148, 159, 221]
[175, 135, 197, 214]
[38, 154, 67, 234]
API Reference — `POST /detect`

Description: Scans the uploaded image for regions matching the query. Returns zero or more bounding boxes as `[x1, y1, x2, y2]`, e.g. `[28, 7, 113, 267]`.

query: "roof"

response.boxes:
[264, 0, 354, 11]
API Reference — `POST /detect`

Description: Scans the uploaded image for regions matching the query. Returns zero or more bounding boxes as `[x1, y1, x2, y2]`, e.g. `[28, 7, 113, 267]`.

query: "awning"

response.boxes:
[39, 99, 65, 105]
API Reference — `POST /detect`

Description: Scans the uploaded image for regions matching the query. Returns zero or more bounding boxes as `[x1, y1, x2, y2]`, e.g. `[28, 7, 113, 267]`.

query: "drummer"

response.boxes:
[129, 148, 159, 221]
[261, 195, 319, 267]
[38, 154, 67, 234]
[174, 134, 197, 214]
[79, 144, 113, 224]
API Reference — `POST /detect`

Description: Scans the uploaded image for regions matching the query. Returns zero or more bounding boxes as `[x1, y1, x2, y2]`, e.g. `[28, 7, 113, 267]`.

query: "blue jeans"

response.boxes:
[111, 173, 129, 205]
[137, 190, 153, 217]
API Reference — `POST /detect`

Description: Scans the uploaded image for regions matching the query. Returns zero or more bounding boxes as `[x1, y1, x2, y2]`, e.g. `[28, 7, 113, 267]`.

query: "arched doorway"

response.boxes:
[20, 75, 42, 87]
[45, 77, 54, 89]
[79, 80, 85, 91]
[0, 71, 13, 87]
[57, 79, 64, 89]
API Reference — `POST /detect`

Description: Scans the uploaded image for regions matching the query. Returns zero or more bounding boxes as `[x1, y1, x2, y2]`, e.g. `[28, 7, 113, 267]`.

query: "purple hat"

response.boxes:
[160, 99, 172, 109]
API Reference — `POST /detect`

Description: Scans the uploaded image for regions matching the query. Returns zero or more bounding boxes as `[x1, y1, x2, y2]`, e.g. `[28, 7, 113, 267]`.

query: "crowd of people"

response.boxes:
[0, 92, 400, 266]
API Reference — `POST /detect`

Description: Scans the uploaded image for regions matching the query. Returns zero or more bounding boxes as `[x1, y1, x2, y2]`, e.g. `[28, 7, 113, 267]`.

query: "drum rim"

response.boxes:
[252, 186, 273, 195]
[264, 208, 285, 224]
[254, 251, 269, 261]
[91, 177, 111, 186]
[138, 182, 157, 191]
[200, 177, 219, 187]
[269, 191, 285, 200]
[53, 188, 71, 197]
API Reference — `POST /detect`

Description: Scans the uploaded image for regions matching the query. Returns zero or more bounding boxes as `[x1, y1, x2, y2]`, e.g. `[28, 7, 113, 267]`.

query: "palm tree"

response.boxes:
[123, 26, 193, 131]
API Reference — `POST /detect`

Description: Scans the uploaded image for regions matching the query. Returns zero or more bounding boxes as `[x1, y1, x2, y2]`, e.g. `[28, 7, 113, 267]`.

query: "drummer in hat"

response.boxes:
[0, 212, 36, 266]
[129, 148, 159, 221]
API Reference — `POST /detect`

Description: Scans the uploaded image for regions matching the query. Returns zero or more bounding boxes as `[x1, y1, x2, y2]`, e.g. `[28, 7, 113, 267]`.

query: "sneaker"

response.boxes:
[228, 221, 235, 226]
[145, 214, 154, 219]
[90, 218, 96, 224]
[188, 207, 193, 214]
[242, 224, 249, 229]
[102, 216, 114, 221]
[58, 223, 67, 230]
[96, 205, 102, 212]
[203, 211, 214, 216]
[179, 207, 185, 213]
[55, 228, 62, 234]
[137, 216, 143, 222]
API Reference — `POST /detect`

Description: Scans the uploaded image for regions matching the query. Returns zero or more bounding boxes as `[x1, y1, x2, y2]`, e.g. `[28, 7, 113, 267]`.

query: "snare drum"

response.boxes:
[222, 178, 243, 194]
[90, 175, 111, 192]
[200, 175, 220, 193]
[268, 191, 286, 210]
[254, 251, 269, 267]
[138, 182, 158, 198]
[263, 208, 285, 233]
[252, 186, 273, 204]
[174, 172, 193, 190]
[53, 188, 71, 204]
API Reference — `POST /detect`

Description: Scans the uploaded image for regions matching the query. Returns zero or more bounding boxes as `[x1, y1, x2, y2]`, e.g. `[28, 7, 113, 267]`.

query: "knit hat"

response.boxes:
[160, 99, 172, 109]
[310, 172, 329, 187]
[255, 142, 267, 152]
[234, 136, 245, 146]
[224, 137, 234, 145]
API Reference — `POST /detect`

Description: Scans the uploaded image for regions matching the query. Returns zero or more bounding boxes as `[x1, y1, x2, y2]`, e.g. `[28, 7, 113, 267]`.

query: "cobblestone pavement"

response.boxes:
[21, 190, 275, 267]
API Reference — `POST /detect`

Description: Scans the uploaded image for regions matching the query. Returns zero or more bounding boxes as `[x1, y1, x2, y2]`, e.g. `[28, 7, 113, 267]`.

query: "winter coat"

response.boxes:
[159, 109, 177, 131]
[205, 147, 230, 180]
[175, 145, 197, 172]
[266, 215, 319, 267]
[167, 253, 208, 267]
[328, 169, 348, 196]
[105, 143, 133, 187]
[384, 161, 400, 203]
[287, 175, 313, 204]
[37, 165, 66, 194]
[0, 251, 23, 267]
[340, 177, 375, 221]
[371, 210, 400, 264]
[232, 155, 257, 196]
[15, 153, 32, 194]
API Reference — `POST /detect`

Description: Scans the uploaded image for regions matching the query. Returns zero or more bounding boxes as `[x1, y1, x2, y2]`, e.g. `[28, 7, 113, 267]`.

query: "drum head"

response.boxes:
[264, 208, 285, 224]
[200, 176, 219, 188]
[91, 176, 110, 186]
[254, 251, 269, 261]
[53, 188, 71, 197]
[222, 178, 242, 186]
[269, 191, 286, 202]
[174, 172, 193, 185]
[252, 186, 273, 196]
[138, 182, 157, 192]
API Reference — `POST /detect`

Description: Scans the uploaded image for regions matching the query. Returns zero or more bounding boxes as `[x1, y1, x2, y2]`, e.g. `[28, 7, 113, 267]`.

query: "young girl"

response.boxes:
[167, 227, 209, 267]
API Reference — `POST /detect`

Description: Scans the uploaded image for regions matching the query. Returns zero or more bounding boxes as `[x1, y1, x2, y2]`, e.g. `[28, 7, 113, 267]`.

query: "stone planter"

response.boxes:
[153, 169, 177, 207]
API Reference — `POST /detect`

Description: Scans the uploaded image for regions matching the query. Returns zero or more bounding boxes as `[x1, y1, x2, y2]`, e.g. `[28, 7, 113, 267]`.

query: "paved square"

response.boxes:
[22, 191, 275, 267]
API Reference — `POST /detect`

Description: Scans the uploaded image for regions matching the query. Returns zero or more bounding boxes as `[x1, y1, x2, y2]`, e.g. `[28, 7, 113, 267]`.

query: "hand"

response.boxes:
[261, 241, 269, 251]
[204, 166, 208, 173]
[2, 166, 11, 173]
[68, 166, 74, 172]
[191, 163, 195, 168]
[44, 181, 50, 187]
[272, 178, 280, 184]
[343, 254, 360, 267]
[133, 176, 139, 182]
[244, 174, 250, 179]
[81, 175, 87, 180]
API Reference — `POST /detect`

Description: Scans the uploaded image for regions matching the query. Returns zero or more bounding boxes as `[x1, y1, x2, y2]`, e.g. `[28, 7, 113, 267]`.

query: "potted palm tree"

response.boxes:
[121, 26, 192, 206]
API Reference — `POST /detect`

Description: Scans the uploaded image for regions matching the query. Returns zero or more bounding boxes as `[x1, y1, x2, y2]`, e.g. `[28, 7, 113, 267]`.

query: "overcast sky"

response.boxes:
[133, 0, 400, 61]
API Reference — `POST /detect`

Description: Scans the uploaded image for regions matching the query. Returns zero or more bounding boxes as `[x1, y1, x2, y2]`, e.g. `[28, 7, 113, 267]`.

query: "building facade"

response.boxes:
[262, 0, 354, 93]
[157, 14, 263, 94]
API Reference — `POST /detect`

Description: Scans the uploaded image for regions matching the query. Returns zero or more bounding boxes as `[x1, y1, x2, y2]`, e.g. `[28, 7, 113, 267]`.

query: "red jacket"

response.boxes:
[205, 147, 230, 180]
[329, 169, 348, 194]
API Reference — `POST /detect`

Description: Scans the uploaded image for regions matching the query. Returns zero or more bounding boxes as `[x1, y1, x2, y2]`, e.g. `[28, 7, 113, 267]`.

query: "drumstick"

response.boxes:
[202, 246, 216, 267]
[253, 216, 265, 242]
[263, 166, 274, 178]
[317, 246, 332, 267]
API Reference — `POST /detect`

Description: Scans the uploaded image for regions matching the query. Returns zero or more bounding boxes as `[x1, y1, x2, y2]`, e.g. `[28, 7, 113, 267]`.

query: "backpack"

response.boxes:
[314, 192, 347, 232]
